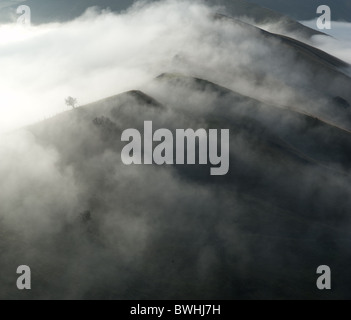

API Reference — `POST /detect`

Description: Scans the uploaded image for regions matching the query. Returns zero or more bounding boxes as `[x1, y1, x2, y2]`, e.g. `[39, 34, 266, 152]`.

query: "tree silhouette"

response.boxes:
[65, 96, 77, 109]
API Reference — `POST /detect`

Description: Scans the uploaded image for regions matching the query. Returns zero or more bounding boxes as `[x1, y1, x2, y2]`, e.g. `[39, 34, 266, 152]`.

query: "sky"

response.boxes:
[301, 20, 351, 64]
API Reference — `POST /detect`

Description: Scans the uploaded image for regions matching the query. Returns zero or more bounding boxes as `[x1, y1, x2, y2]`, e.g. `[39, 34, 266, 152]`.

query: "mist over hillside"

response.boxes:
[1, 0, 351, 299]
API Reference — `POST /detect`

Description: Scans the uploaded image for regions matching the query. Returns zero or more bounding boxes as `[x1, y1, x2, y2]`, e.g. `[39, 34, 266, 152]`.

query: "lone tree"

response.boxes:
[65, 96, 78, 109]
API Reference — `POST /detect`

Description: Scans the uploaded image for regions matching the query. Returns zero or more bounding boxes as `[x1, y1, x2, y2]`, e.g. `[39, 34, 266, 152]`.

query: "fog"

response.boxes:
[0, 1, 220, 132]
[1, 0, 351, 299]
[1, 0, 350, 133]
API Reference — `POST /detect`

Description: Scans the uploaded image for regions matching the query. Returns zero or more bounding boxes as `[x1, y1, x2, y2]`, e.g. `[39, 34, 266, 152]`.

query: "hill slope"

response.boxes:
[0, 72, 349, 299]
